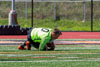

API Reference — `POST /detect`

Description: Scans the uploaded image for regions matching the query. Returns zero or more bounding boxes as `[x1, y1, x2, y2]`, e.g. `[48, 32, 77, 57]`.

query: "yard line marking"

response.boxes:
[0, 54, 56, 57]
[1, 53, 100, 55]
[7, 57, 80, 59]
[56, 48, 100, 50]
[0, 54, 80, 59]
[57, 57, 80, 59]
[0, 49, 19, 51]
[0, 60, 100, 62]
[1, 47, 100, 50]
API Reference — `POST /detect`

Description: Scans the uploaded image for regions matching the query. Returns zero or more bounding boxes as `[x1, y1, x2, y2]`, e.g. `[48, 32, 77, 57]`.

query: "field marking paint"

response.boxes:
[1, 47, 100, 51]
[0, 54, 80, 59]
[57, 57, 80, 59]
[0, 48, 19, 51]
[0, 54, 56, 57]
[7, 57, 81, 59]
[55, 48, 100, 50]
[0, 53, 100, 55]
[0, 60, 100, 63]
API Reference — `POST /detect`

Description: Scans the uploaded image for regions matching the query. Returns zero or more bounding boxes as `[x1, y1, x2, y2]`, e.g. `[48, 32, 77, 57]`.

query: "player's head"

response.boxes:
[51, 28, 62, 39]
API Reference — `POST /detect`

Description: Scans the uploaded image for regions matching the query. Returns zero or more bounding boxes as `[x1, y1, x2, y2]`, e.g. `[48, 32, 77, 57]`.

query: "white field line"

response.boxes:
[0, 53, 100, 57]
[55, 48, 100, 50]
[0, 54, 100, 62]
[0, 60, 100, 63]
[0, 54, 56, 57]
[0, 54, 80, 59]
[57, 57, 80, 59]
[0, 47, 100, 51]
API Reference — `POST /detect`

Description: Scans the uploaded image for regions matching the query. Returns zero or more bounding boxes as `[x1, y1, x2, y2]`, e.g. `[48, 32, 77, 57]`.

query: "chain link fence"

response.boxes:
[0, 0, 100, 31]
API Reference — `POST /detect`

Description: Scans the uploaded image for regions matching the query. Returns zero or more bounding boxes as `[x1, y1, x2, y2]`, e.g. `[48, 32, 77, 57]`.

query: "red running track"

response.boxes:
[59, 32, 100, 39]
[0, 32, 100, 39]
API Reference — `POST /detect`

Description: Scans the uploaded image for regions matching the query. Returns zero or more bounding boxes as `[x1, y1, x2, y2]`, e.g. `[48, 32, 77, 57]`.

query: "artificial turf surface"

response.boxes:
[0, 45, 100, 67]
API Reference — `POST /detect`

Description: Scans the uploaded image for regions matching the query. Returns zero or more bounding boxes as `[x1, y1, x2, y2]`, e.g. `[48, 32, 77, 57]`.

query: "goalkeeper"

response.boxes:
[18, 28, 62, 51]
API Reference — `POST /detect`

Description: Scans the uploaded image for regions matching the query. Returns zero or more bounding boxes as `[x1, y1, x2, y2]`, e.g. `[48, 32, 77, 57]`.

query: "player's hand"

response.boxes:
[47, 42, 55, 50]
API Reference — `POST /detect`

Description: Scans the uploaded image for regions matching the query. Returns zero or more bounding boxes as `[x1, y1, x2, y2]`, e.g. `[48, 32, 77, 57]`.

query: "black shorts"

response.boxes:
[27, 29, 40, 49]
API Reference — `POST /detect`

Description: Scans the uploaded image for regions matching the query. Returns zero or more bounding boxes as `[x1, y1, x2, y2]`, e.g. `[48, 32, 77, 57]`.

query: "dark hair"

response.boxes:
[53, 28, 62, 35]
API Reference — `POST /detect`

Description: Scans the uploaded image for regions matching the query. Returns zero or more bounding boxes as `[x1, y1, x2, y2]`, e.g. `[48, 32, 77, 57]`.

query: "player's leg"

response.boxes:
[32, 42, 49, 51]
[18, 42, 27, 50]
[26, 41, 31, 50]
[18, 37, 31, 50]
[18, 40, 31, 50]
[32, 42, 40, 49]
[18, 29, 32, 50]
[26, 29, 33, 50]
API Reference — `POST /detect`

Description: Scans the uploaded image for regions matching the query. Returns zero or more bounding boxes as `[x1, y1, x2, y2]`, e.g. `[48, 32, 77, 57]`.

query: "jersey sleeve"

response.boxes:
[39, 37, 50, 51]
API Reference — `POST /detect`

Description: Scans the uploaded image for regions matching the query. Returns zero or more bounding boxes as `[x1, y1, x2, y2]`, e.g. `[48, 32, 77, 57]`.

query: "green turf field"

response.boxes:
[0, 45, 100, 67]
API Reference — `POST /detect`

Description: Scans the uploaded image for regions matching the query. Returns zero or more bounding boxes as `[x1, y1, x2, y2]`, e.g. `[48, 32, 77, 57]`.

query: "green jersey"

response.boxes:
[31, 28, 53, 51]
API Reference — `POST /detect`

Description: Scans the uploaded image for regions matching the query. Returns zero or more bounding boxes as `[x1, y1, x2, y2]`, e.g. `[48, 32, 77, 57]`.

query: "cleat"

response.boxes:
[18, 45, 26, 50]
[26, 41, 31, 50]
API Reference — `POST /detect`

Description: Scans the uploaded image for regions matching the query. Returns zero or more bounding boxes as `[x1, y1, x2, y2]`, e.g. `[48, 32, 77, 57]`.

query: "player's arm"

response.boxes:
[44, 45, 48, 50]
[39, 38, 50, 51]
